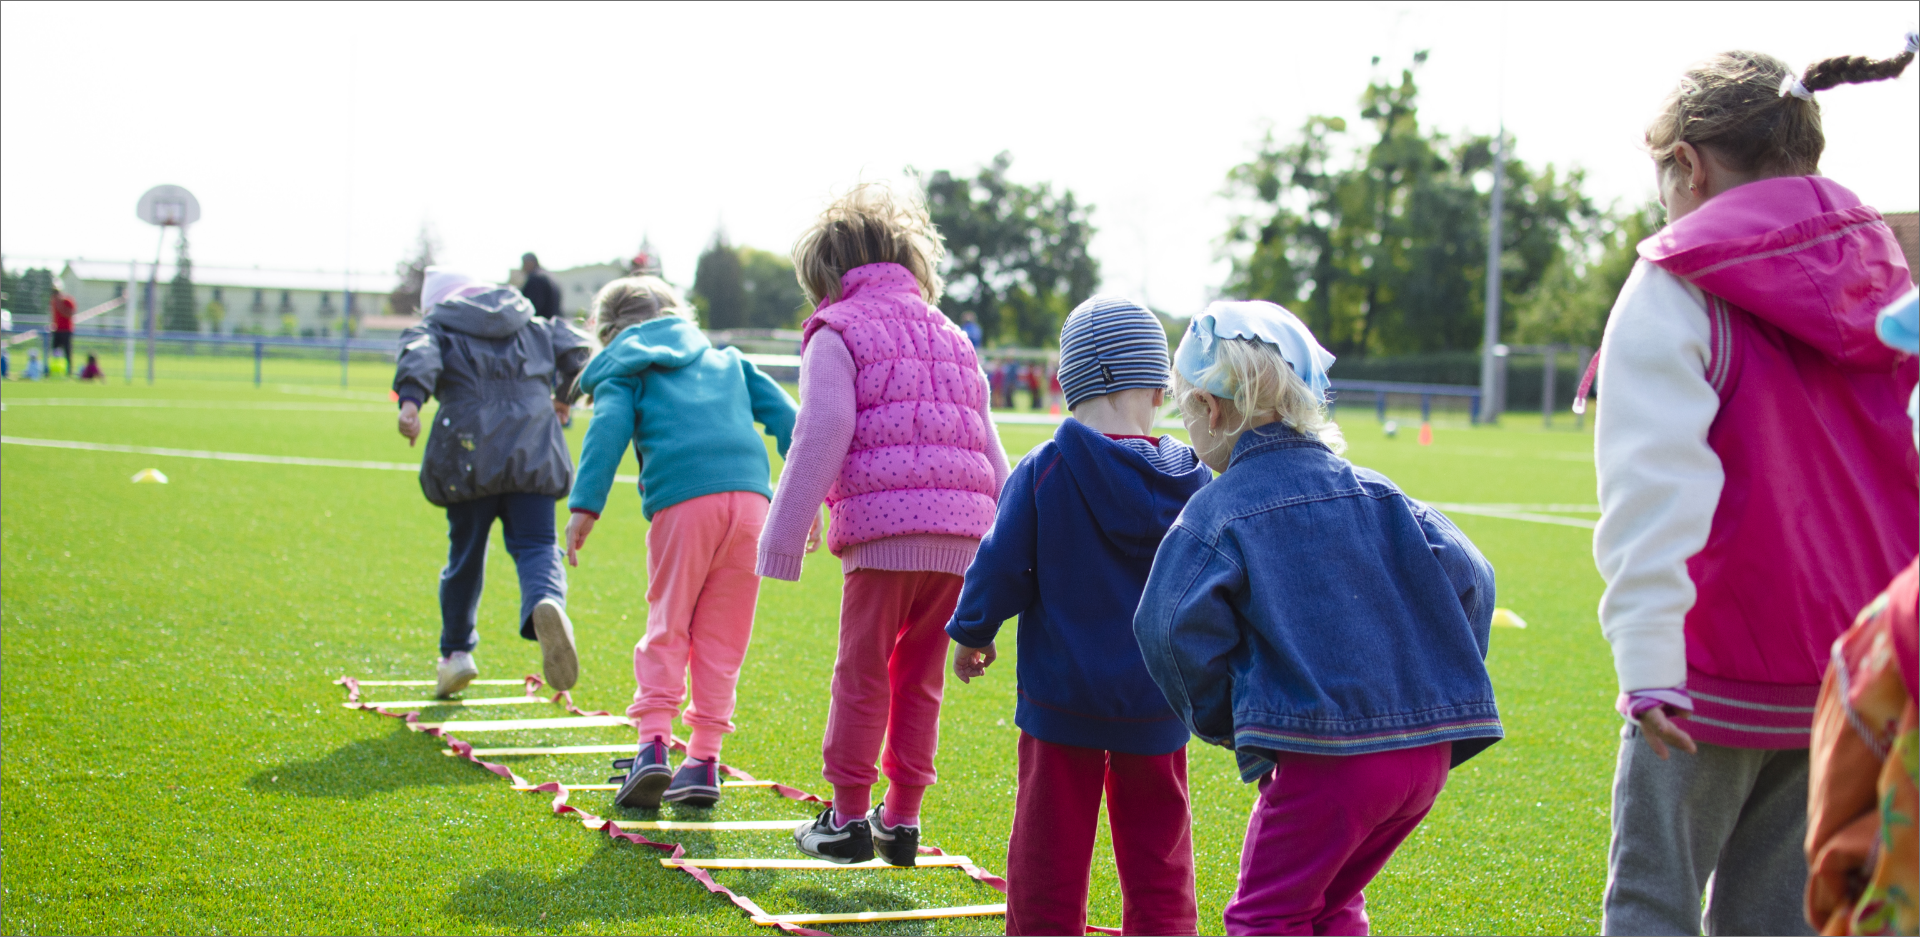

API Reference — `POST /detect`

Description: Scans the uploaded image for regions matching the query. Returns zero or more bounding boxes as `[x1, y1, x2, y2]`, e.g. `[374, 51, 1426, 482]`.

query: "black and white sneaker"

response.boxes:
[662, 758, 721, 808]
[793, 807, 873, 864]
[610, 737, 673, 809]
[867, 803, 919, 867]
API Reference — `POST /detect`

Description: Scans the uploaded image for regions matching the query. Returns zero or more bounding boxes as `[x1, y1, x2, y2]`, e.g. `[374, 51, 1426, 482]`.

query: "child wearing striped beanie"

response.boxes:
[947, 294, 1210, 936]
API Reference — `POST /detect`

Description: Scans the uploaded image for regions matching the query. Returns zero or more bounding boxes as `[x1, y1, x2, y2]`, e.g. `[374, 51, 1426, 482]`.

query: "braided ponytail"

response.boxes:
[1647, 33, 1917, 178]
[1801, 35, 1917, 91]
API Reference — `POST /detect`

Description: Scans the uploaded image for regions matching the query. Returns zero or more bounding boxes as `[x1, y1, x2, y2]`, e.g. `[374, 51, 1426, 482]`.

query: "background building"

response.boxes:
[58, 260, 391, 337]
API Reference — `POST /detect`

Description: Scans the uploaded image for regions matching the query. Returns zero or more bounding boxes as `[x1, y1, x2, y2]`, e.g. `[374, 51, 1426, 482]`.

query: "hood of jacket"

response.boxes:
[1053, 418, 1210, 559]
[424, 288, 535, 339]
[1638, 175, 1912, 371]
[579, 315, 711, 395]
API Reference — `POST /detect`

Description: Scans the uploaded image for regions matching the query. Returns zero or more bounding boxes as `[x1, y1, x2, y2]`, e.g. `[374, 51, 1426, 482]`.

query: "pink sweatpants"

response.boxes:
[821, 569, 961, 819]
[630, 491, 767, 762]
[1224, 742, 1452, 936]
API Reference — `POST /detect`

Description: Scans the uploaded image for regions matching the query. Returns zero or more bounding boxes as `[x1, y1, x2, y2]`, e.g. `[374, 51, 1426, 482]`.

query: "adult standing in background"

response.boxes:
[959, 311, 983, 350]
[49, 287, 75, 374]
[521, 253, 561, 321]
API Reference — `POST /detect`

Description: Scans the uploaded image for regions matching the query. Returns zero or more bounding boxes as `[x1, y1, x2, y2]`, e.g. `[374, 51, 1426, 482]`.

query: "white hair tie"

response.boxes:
[1905, 29, 1917, 56]
[1777, 72, 1814, 101]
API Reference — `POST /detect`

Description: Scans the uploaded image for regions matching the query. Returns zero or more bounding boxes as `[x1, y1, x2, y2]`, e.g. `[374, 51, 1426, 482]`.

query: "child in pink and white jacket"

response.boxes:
[1593, 39, 1917, 936]
[758, 184, 1011, 866]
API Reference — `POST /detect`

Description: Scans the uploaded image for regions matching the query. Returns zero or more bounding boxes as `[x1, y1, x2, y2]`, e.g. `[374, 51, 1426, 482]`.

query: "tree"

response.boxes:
[1222, 57, 1599, 356]
[921, 153, 1099, 347]
[163, 235, 198, 332]
[389, 226, 438, 316]
[692, 231, 749, 329]
[5, 268, 53, 323]
[738, 248, 809, 329]
[1515, 201, 1664, 348]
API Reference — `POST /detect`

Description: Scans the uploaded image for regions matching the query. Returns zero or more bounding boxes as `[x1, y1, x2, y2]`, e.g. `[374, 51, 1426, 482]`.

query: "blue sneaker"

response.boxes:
[662, 758, 721, 807]
[610, 737, 672, 808]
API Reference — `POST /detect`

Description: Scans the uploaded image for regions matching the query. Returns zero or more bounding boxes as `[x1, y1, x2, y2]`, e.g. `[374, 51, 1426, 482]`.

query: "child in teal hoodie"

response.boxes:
[566, 276, 798, 809]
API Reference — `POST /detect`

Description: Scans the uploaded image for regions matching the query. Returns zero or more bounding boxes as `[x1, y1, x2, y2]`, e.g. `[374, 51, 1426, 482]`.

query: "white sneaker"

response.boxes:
[530, 599, 578, 692]
[435, 651, 478, 698]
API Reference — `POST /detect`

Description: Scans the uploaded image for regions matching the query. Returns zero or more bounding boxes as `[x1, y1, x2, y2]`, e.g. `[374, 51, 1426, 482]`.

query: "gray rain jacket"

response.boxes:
[392, 288, 590, 506]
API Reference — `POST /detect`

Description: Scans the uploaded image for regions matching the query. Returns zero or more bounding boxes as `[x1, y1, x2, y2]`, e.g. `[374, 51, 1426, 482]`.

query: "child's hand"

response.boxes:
[1638, 708, 1698, 760]
[552, 400, 571, 423]
[806, 507, 826, 554]
[953, 642, 996, 684]
[397, 401, 421, 446]
[565, 511, 595, 567]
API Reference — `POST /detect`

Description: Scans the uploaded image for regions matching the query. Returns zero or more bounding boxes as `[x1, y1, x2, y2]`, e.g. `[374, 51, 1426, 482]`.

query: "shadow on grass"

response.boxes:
[441, 840, 697, 929]
[246, 724, 496, 799]
[442, 836, 944, 933]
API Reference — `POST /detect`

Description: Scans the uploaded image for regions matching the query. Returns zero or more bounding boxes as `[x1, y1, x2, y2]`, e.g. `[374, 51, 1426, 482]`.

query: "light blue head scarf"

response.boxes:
[1174, 300, 1336, 402]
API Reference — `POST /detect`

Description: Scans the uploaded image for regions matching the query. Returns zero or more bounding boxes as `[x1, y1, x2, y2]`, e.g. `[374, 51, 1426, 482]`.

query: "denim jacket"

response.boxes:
[1134, 423, 1502, 781]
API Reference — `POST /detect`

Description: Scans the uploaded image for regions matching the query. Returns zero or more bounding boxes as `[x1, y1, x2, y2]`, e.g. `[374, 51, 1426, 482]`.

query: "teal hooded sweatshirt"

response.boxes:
[570, 316, 797, 520]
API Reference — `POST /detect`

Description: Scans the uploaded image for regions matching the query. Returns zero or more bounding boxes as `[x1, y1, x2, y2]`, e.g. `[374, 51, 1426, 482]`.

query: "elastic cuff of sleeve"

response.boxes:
[397, 396, 423, 410]
[944, 623, 993, 649]
[570, 508, 600, 520]
[1616, 687, 1694, 723]
[756, 551, 805, 582]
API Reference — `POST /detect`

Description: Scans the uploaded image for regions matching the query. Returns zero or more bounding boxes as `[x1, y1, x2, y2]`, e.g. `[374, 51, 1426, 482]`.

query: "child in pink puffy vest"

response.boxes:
[758, 183, 1011, 866]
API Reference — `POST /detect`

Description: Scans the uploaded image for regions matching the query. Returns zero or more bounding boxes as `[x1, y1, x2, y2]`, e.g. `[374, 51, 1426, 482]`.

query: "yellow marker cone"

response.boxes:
[1491, 608, 1527, 629]
[131, 468, 169, 484]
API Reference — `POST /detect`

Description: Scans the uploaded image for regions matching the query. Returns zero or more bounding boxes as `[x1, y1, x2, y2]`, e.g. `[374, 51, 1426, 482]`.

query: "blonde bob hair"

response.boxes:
[1173, 337, 1345, 455]
[792, 182, 946, 306]
[588, 276, 689, 347]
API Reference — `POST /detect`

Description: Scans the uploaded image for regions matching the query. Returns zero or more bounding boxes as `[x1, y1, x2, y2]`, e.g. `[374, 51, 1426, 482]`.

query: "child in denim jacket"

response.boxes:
[1135, 301, 1503, 936]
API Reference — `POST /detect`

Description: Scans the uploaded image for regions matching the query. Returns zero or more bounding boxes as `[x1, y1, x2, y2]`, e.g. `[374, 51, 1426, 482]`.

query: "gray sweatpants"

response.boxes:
[1601, 724, 1814, 936]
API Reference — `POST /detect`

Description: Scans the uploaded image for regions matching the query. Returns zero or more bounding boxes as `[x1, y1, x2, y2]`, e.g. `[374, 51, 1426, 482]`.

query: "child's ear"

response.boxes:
[1151, 387, 1165, 407]
[1207, 393, 1225, 433]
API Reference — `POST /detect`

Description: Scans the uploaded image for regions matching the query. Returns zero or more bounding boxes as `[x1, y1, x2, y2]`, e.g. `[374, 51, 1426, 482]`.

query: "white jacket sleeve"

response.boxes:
[1592, 260, 1723, 694]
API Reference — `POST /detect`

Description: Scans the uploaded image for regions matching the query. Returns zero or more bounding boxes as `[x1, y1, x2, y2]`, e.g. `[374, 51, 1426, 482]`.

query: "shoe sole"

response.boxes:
[531, 601, 578, 692]
[662, 788, 720, 808]
[434, 668, 477, 699]
[614, 769, 672, 809]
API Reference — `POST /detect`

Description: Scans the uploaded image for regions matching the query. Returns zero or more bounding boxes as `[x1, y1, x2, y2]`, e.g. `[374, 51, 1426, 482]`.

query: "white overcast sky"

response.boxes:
[3, 1, 1915, 314]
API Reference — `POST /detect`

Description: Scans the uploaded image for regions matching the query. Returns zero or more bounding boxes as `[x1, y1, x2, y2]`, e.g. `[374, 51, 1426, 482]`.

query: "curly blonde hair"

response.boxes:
[588, 276, 689, 347]
[1173, 337, 1345, 454]
[792, 182, 946, 306]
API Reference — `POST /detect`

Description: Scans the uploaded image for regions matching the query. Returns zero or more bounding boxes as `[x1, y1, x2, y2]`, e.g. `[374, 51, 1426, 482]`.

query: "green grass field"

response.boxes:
[1, 367, 1616, 935]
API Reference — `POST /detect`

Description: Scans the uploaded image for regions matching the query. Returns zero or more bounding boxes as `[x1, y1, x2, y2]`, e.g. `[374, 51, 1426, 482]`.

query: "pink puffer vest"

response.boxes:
[1641, 176, 1917, 748]
[800, 263, 998, 553]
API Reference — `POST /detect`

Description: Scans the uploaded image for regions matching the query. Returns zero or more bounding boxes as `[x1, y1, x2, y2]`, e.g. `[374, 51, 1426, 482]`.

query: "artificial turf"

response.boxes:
[1, 366, 1615, 935]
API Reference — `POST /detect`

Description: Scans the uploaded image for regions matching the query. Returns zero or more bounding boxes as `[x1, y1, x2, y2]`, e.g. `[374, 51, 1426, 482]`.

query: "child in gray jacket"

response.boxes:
[393, 267, 591, 698]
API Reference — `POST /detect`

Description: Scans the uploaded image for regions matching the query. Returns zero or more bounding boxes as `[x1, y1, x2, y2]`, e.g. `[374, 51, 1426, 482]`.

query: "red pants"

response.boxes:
[821, 569, 960, 815]
[1224, 743, 1451, 936]
[1006, 732, 1198, 936]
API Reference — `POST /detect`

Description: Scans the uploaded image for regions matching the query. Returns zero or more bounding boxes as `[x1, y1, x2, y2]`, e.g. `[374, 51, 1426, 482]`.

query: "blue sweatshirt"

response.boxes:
[947, 418, 1211, 755]
[570, 317, 797, 520]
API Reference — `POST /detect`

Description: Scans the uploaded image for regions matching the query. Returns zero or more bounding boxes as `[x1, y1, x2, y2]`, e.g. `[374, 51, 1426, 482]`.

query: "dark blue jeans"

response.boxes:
[440, 493, 567, 657]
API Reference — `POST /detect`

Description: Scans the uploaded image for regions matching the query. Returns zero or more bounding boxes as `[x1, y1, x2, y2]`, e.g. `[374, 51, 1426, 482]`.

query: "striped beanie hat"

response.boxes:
[1057, 294, 1171, 409]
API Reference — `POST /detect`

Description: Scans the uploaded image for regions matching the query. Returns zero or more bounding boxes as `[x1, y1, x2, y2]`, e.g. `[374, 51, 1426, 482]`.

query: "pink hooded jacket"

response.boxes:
[1639, 175, 1918, 747]
[801, 264, 1000, 554]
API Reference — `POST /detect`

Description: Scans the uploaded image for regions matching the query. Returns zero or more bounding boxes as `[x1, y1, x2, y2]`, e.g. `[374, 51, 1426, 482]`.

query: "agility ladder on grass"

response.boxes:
[335, 675, 1096, 935]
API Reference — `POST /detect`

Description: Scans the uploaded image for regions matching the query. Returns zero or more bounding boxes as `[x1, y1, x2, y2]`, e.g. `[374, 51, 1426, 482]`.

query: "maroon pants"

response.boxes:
[1005, 731, 1198, 936]
[1224, 743, 1451, 936]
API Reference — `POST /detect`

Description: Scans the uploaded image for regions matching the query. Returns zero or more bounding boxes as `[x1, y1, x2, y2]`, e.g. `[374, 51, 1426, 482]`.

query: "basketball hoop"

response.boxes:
[136, 185, 201, 227]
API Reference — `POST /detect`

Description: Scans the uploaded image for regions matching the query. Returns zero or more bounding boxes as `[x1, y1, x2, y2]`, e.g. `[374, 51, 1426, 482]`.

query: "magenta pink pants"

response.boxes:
[821, 569, 961, 817]
[629, 491, 767, 761]
[1224, 742, 1452, 936]
[1006, 732, 1198, 936]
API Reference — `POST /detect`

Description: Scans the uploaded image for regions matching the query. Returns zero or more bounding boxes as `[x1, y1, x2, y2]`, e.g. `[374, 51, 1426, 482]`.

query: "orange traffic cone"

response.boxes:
[1417, 422, 1433, 446]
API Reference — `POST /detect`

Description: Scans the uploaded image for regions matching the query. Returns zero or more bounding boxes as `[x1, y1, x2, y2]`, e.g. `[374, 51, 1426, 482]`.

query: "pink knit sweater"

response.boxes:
[757, 327, 1010, 581]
